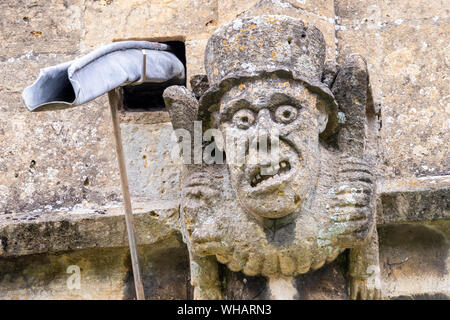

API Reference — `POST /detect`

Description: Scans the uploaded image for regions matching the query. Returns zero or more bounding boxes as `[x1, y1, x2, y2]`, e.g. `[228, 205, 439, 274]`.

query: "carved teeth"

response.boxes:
[250, 160, 291, 187]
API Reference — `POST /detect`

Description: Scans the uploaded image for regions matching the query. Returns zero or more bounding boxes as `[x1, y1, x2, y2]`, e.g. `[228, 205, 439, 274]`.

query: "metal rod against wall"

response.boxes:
[108, 90, 145, 300]
[131, 50, 148, 86]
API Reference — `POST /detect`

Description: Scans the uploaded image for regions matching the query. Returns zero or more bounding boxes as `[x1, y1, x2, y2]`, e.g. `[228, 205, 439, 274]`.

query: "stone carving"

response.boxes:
[164, 15, 381, 299]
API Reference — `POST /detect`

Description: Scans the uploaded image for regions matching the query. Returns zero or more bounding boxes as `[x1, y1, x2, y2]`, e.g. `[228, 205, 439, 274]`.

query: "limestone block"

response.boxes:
[336, 0, 449, 27]
[2, 59, 182, 215]
[337, 20, 450, 178]
[286, 0, 335, 18]
[0, 99, 121, 214]
[185, 37, 209, 85]
[237, 0, 336, 59]
[0, 199, 189, 299]
[83, 0, 218, 49]
[218, 0, 334, 26]
[0, 242, 190, 300]
[0, 54, 77, 114]
[191, 0, 338, 81]
[121, 122, 182, 201]
[0, 247, 131, 299]
[379, 224, 450, 299]
[0, 110, 182, 215]
[0, 0, 82, 58]
[378, 176, 450, 225]
[0, 200, 180, 256]
[218, 0, 260, 25]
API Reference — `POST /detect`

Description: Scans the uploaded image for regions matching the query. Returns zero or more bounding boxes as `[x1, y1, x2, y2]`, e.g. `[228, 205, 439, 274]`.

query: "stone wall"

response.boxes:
[336, 0, 449, 179]
[0, 0, 448, 299]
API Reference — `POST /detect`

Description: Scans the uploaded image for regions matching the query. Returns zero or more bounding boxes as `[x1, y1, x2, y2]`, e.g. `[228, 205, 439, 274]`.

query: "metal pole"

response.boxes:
[108, 90, 145, 300]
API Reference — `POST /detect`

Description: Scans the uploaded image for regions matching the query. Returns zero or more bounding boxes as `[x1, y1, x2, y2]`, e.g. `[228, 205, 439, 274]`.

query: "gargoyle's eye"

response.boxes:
[232, 109, 255, 129]
[274, 105, 298, 124]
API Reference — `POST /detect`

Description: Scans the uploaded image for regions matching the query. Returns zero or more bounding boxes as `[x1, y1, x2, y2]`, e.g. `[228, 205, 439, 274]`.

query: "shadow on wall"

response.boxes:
[123, 245, 193, 300]
[0, 236, 193, 300]
[379, 223, 449, 299]
[219, 252, 349, 300]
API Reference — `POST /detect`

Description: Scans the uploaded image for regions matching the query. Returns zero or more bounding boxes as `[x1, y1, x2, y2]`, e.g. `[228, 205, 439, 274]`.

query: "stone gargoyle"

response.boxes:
[163, 15, 381, 299]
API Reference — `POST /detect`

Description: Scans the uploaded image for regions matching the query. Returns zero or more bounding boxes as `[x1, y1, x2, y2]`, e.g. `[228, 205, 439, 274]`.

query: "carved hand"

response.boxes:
[331, 54, 381, 299]
[164, 85, 223, 300]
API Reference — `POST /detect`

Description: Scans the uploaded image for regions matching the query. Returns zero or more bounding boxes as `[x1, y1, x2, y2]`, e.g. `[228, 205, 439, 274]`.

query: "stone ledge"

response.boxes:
[378, 175, 450, 225]
[2, 175, 449, 257]
[0, 199, 180, 257]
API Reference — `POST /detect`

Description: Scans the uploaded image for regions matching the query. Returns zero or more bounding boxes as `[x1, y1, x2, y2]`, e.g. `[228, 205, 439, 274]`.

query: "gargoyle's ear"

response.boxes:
[163, 85, 199, 134]
[188, 74, 222, 133]
[322, 59, 339, 88]
[332, 54, 372, 155]
[317, 102, 329, 134]
[190, 75, 210, 100]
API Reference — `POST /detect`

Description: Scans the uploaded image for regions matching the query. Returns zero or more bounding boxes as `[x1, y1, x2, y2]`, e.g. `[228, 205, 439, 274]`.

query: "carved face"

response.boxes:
[218, 77, 329, 219]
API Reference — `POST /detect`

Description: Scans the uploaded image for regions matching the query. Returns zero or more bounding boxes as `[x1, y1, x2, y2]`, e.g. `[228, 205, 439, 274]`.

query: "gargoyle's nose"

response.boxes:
[244, 109, 280, 167]
[254, 108, 279, 150]
[256, 109, 272, 130]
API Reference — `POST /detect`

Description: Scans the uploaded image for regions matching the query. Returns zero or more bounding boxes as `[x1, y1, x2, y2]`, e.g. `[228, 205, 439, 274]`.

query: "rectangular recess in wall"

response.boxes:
[118, 39, 187, 113]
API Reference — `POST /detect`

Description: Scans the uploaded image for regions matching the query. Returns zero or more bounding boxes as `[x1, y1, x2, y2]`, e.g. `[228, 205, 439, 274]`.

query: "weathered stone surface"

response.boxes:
[0, 103, 121, 215]
[0, 200, 179, 256]
[286, 0, 335, 18]
[221, 250, 348, 300]
[0, 49, 126, 215]
[0, 0, 82, 58]
[0, 241, 191, 300]
[0, 247, 131, 300]
[238, 0, 336, 59]
[125, 245, 193, 300]
[0, 54, 77, 114]
[218, 0, 261, 26]
[379, 224, 449, 299]
[190, 74, 210, 99]
[378, 176, 450, 225]
[294, 252, 348, 299]
[220, 266, 269, 299]
[204, 15, 330, 86]
[337, 19, 450, 178]
[1, 59, 179, 215]
[119, 110, 171, 125]
[185, 38, 209, 85]
[121, 123, 182, 201]
[83, 0, 218, 49]
[0, 201, 187, 300]
[219, 0, 335, 26]
[336, 0, 449, 26]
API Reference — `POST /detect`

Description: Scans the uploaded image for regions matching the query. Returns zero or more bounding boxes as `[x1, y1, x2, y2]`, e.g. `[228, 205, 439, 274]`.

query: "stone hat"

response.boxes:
[198, 15, 338, 137]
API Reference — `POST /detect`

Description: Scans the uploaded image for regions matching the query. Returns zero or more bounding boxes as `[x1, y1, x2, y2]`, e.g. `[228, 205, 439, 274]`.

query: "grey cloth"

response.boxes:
[22, 41, 185, 112]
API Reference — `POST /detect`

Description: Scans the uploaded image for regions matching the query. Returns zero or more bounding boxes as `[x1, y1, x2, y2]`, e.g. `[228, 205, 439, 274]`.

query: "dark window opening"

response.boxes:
[123, 41, 186, 112]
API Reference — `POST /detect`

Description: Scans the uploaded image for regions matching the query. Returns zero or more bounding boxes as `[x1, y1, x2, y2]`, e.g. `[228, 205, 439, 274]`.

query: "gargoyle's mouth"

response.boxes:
[250, 160, 291, 187]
